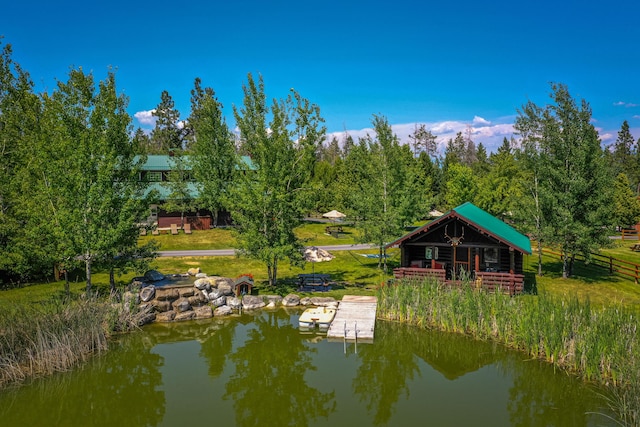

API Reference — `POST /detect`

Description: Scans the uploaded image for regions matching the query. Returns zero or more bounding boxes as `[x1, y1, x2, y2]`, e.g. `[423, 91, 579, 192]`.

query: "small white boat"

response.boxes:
[298, 307, 336, 330]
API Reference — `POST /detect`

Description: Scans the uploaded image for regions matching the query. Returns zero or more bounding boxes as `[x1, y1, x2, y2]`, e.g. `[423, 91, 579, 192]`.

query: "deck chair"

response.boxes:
[170, 224, 179, 235]
[184, 223, 192, 234]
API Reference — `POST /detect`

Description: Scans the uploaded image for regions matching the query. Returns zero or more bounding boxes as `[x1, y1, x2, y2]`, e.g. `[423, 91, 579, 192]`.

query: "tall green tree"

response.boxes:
[612, 173, 640, 229]
[515, 83, 614, 278]
[408, 124, 437, 157]
[229, 74, 325, 286]
[150, 90, 185, 153]
[37, 68, 153, 293]
[612, 120, 638, 188]
[340, 115, 429, 271]
[188, 77, 235, 227]
[475, 137, 525, 219]
[0, 41, 49, 283]
[444, 163, 477, 209]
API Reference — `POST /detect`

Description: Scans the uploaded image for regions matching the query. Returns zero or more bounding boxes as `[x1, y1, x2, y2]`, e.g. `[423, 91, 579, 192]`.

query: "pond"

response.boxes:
[0, 309, 616, 426]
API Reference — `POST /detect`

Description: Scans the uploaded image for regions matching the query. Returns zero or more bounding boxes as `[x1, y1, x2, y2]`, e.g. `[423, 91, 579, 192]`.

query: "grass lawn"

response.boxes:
[4, 226, 640, 310]
[137, 221, 358, 250]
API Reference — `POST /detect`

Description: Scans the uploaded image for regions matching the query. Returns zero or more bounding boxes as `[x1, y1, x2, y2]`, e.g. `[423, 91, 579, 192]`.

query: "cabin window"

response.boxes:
[484, 247, 498, 264]
[425, 247, 438, 260]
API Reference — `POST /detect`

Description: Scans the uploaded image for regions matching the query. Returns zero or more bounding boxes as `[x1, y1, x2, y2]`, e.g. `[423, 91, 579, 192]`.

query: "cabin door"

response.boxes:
[453, 246, 470, 279]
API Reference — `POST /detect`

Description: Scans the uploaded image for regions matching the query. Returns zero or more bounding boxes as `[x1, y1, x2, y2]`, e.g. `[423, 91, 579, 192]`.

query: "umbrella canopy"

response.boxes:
[304, 247, 334, 263]
[322, 210, 346, 219]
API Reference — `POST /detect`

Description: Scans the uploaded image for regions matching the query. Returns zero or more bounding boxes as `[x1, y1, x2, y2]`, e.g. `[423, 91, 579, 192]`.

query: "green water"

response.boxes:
[0, 308, 615, 426]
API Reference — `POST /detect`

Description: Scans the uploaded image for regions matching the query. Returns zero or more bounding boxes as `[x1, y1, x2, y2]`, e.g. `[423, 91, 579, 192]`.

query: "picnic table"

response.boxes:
[298, 273, 332, 292]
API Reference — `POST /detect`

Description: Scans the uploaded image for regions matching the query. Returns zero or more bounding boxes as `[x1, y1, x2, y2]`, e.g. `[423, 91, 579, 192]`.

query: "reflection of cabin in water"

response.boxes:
[386, 202, 532, 295]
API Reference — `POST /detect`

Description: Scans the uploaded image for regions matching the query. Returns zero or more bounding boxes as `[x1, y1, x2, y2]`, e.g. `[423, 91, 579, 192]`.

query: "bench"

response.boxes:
[474, 272, 525, 295]
[325, 226, 343, 237]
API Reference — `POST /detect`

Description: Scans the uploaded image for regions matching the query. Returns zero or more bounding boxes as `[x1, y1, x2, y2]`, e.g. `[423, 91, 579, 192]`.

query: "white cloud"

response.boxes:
[325, 119, 516, 154]
[134, 109, 156, 126]
[600, 132, 614, 142]
[614, 101, 639, 108]
[633, 115, 640, 120]
[472, 116, 491, 125]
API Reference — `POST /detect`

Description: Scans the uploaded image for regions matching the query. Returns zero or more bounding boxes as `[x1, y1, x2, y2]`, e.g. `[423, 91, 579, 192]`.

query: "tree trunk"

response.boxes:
[85, 256, 92, 294]
[562, 251, 569, 279]
[109, 267, 116, 294]
[64, 269, 70, 302]
[537, 240, 543, 276]
[213, 209, 219, 228]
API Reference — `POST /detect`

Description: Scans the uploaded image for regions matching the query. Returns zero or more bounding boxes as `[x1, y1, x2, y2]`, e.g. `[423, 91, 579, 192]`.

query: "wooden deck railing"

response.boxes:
[392, 267, 524, 295]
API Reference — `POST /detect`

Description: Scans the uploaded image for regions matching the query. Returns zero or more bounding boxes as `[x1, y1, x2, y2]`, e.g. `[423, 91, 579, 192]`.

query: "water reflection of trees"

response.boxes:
[354, 321, 613, 426]
[503, 356, 612, 427]
[223, 310, 336, 427]
[0, 332, 164, 427]
[352, 321, 421, 425]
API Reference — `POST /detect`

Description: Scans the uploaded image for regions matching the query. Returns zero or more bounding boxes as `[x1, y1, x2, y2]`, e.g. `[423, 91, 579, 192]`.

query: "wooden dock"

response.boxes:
[327, 295, 377, 342]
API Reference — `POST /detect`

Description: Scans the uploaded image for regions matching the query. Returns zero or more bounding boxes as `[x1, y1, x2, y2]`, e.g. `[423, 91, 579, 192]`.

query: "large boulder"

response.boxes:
[156, 288, 180, 301]
[151, 300, 172, 312]
[194, 277, 216, 290]
[212, 296, 227, 308]
[172, 298, 192, 313]
[155, 311, 176, 322]
[264, 295, 283, 306]
[140, 286, 155, 302]
[282, 294, 301, 307]
[194, 305, 213, 319]
[136, 312, 156, 326]
[179, 287, 195, 298]
[227, 297, 242, 310]
[214, 305, 233, 316]
[242, 295, 266, 310]
[188, 294, 206, 306]
[207, 288, 225, 301]
[175, 311, 196, 322]
[218, 282, 234, 296]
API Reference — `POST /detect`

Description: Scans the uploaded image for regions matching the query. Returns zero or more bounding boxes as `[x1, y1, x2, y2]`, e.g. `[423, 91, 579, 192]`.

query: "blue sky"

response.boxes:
[2, 0, 639, 152]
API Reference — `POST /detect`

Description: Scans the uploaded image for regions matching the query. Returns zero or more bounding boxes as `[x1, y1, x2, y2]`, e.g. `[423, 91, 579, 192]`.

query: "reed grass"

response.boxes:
[0, 294, 142, 388]
[377, 278, 640, 425]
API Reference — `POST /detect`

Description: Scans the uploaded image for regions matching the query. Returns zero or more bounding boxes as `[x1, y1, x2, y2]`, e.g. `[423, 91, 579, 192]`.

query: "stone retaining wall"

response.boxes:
[129, 273, 338, 325]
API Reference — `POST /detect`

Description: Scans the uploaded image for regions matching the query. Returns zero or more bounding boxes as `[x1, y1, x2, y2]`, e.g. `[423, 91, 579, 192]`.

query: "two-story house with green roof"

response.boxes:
[140, 154, 254, 230]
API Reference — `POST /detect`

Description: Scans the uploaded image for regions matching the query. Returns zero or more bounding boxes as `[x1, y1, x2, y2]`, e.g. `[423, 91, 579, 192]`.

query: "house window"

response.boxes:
[147, 171, 163, 182]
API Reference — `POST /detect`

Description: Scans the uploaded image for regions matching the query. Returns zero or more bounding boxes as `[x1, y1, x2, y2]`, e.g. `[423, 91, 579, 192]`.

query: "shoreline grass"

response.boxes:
[377, 278, 640, 425]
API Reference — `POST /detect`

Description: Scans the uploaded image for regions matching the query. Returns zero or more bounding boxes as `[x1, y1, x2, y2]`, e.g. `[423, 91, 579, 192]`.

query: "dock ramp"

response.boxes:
[327, 295, 377, 341]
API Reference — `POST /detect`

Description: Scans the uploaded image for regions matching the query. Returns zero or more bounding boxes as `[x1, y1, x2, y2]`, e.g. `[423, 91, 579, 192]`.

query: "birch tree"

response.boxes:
[229, 74, 325, 286]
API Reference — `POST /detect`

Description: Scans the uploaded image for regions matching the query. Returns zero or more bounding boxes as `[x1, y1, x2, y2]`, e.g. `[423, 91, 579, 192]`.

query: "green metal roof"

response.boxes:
[387, 202, 532, 254]
[452, 202, 531, 254]
[137, 155, 256, 171]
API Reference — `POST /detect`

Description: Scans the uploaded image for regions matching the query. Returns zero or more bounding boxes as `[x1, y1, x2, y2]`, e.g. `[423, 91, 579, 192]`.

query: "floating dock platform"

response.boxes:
[327, 295, 377, 342]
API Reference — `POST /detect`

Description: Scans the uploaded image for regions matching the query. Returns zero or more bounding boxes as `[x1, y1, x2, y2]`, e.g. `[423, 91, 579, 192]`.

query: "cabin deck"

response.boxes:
[327, 295, 377, 342]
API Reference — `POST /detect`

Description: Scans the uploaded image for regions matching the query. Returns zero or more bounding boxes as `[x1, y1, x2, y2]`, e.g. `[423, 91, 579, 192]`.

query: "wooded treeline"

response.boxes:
[2, 40, 640, 287]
